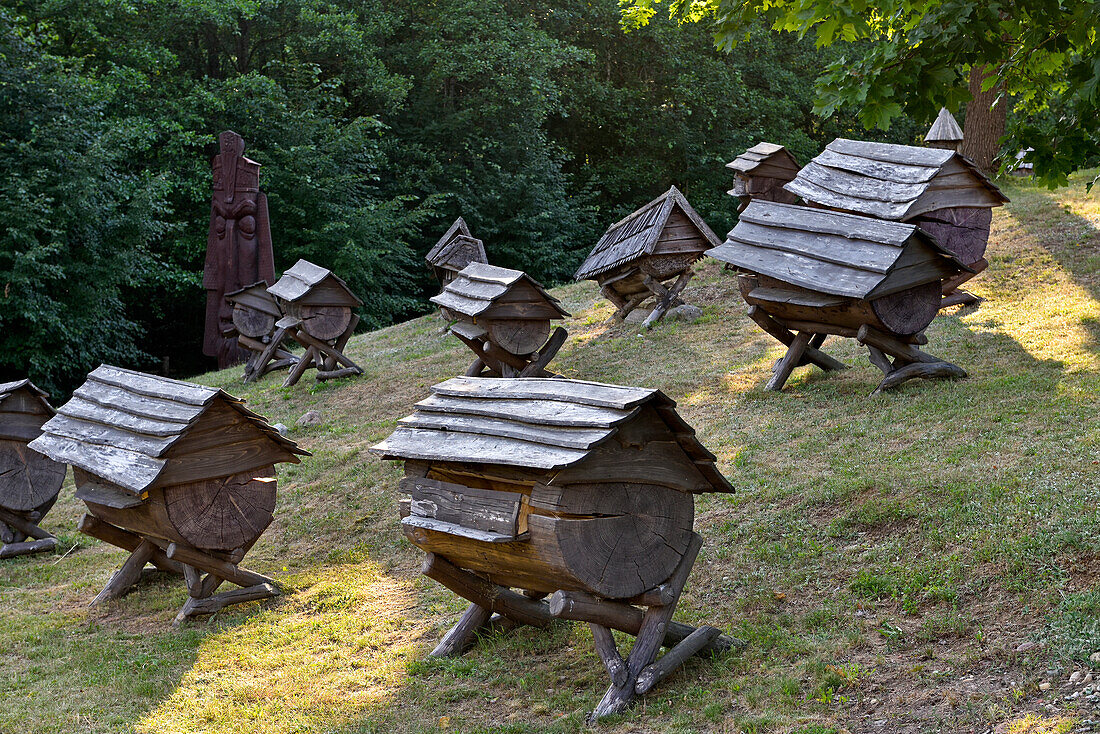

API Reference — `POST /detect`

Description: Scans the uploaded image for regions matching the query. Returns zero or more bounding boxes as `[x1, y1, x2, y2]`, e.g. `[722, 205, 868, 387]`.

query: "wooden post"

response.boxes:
[642, 269, 693, 329]
[857, 325, 967, 393]
[174, 583, 279, 625]
[746, 307, 848, 373]
[165, 542, 277, 590]
[431, 603, 494, 658]
[91, 540, 156, 605]
[78, 515, 184, 575]
[421, 553, 554, 629]
[634, 625, 721, 695]
[766, 331, 812, 391]
[518, 326, 567, 378]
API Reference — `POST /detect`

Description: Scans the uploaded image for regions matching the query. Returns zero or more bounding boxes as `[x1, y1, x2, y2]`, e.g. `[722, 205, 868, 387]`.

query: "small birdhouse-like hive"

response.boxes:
[373, 376, 739, 719]
[576, 186, 721, 327]
[432, 262, 570, 377]
[268, 259, 365, 386]
[924, 108, 964, 152]
[224, 281, 298, 382]
[29, 366, 308, 622]
[426, 217, 488, 287]
[726, 142, 801, 212]
[784, 138, 1007, 306]
[0, 380, 65, 558]
[710, 201, 971, 393]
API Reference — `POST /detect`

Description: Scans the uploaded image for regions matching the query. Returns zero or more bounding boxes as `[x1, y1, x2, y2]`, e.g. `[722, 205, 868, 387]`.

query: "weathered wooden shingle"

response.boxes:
[726, 142, 800, 176]
[709, 200, 968, 299]
[225, 281, 282, 318]
[372, 376, 733, 493]
[431, 262, 569, 319]
[785, 138, 1007, 220]
[574, 186, 721, 281]
[426, 217, 487, 272]
[29, 366, 307, 494]
[268, 259, 363, 306]
[0, 379, 51, 409]
[925, 108, 964, 144]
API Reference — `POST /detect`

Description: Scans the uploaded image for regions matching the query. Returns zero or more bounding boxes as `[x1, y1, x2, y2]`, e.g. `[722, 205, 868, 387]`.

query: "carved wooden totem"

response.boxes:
[203, 131, 276, 369]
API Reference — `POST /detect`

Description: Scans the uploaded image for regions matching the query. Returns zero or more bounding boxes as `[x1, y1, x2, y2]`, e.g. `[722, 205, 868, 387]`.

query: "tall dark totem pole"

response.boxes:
[203, 131, 276, 368]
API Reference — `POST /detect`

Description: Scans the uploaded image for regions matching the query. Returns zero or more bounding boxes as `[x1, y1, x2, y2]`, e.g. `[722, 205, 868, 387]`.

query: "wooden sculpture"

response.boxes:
[373, 376, 739, 720]
[203, 130, 276, 369]
[710, 201, 971, 393]
[29, 366, 308, 623]
[426, 217, 488, 287]
[224, 281, 299, 382]
[268, 259, 364, 386]
[0, 380, 65, 558]
[575, 186, 721, 328]
[924, 108, 964, 152]
[432, 262, 569, 378]
[784, 138, 1007, 307]
[726, 142, 800, 212]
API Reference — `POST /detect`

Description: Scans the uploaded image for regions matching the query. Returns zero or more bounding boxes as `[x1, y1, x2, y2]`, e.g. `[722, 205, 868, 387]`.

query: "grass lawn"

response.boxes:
[2, 173, 1098, 734]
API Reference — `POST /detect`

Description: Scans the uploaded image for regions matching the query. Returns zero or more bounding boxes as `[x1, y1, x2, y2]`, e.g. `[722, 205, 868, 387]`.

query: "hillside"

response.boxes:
[3, 174, 1100, 734]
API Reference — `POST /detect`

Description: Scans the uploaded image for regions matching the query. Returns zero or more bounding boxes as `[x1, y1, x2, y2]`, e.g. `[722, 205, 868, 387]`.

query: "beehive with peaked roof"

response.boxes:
[225, 280, 283, 339]
[426, 217, 489, 286]
[373, 376, 732, 599]
[269, 258, 363, 342]
[924, 108, 964, 151]
[726, 142, 800, 210]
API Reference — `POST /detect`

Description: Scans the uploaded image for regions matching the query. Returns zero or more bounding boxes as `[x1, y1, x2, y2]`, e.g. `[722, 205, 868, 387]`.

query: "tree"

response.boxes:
[621, 0, 1100, 184]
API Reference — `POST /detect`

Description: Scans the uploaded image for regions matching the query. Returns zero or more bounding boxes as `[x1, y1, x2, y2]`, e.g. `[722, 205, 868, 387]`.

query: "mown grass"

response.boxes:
[2, 172, 1099, 733]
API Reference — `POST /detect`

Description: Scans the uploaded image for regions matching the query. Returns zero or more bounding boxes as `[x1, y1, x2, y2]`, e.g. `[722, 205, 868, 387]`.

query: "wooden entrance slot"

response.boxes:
[372, 376, 741, 720]
[432, 262, 570, 378]
[726, 142, 800, 212]
[29, 365, 309, 623]
[575, 186, 721, 328]
[710, 201, 972, 393]
[268, 259, 365, 386]
[0, 380, 65, 558]
[426, 217, 488, 288]
[784, 138, 1007, 307]
[224, 281, 299, 382]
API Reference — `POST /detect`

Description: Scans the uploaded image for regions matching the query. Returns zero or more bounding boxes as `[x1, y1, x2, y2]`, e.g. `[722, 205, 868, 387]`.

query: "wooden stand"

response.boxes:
[421, 534, 740, 721]
[601, 267, 694, 328]
[238, 330, 298, 382]
[79, 514, 280, 624]
[0, 506, 57, 558]
[940, 258, 987, 308]
[455, 325, 567, 378]
[280, 314, 363, 387]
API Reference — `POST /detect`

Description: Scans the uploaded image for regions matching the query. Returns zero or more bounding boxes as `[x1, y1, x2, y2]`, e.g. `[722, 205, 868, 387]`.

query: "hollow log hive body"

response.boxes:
[575, 186, 721, 326]
[0, 380, 65, 557]
[726, 142, 801, 212]
[29, 366, 307, 619]
[225, 281, 299, 382]
[431, 263, 570, 377]
[710, 201, 971, 392]
[426, 217, 488, 287]
[372, 376, 737, 717]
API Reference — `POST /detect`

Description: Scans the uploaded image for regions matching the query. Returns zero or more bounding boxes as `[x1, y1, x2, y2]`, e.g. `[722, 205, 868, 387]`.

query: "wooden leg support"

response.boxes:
[91, 539, 156, 605]
[246, 326, 293, 383]
[940, 259, 987, 308]
[431, 603, 494, 658]
[642, 270, 693, 329]
[0, 508, 57, 558]
[422, 553, 554, 629]
[747, 307, 848, 374]
[174, 583, 279, 625]
[283, 341, 316, 387]
[766, 331, 812, 391]
[519, 326, 567, 377]
[79, 515, 184, 574]
[857, 325, 967, 394]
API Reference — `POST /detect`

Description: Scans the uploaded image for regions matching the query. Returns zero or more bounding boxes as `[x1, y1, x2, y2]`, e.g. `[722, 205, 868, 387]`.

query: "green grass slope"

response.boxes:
[2, 175, 1099, 734]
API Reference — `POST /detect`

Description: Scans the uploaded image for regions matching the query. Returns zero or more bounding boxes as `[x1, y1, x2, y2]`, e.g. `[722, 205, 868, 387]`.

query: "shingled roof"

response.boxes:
[371, 376, 733, 493]
[29, 366, 307, 495]
[269, 259, 363, 306]
[709, 200, 969, 300]
[431, 262, 569, 319]
[0, 379, 51, 409]
[426, 217, 488, 271]
[726, 142, 800, 177]
[225, 281, 282, 318]
[784, 138, 1007, 221]
[574, 186, 721, 281]
[925, 108, 964, 144]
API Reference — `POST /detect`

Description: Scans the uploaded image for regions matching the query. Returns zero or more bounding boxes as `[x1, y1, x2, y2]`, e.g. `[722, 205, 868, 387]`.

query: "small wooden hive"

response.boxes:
[224, 281, 298, 382]
[710, 200, 971, 392]
[924, 108, 964, 152]
[431, 262, 570, 377]
[0, 380, 65, 558]
[29, 365, 308, 619]
[575, 186, 721, 327]
[268, 259, 365, 385]
[784, 138, 1007, 305]
[373, 376, 737, 718]
[426, 217, 488, 286]
[726, 142, 800, 211]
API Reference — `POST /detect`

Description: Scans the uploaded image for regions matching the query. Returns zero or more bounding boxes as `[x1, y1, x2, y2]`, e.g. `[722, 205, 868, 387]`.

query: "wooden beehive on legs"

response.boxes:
[372, 376, 739, 720]
[0, 380, 65, 558]
[576, 186, 721, 328]
[268, 259, 365, 386]
[710, 201, 972, 393]
[784, 138, 1007, 307]
[726, 142, 800, 212]
[224, 281, 299, 382]
[432, 262, 570, 377]
[28, 366, 308, 623]
[425, 217, 488, 287]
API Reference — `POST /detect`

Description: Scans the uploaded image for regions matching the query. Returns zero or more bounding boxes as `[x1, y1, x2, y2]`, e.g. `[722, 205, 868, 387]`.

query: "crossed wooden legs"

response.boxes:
[940, 258, 987, 309]
[602, 269, 694, 328]
[240, 329, 298, 383]
[857, 325, 967, 394]
[455, 326, 567, 378]
[78, 515, 279, 624]
[0, 507, 58, 559]
[283, 315, 364, 387]
[421, 534, 741, 720]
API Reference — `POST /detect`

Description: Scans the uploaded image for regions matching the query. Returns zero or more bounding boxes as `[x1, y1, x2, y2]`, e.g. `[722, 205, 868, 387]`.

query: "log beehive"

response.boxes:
[726, 142, 800, 212]
[432, 263, 570, 377]
[225, 281, 299, 382]
[29, 366, 308, 619]
[575, 186, 721, 327]
[0, 380, 65, 557]
[425, 217, 488, 287]
[710, 200, 971, 392]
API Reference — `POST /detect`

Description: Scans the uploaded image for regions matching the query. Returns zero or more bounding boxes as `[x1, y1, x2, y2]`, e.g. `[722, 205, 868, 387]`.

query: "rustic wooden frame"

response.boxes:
[456, 325, 567, 378]
[280, 314, 363, 387]
[0, 506, 58, 559]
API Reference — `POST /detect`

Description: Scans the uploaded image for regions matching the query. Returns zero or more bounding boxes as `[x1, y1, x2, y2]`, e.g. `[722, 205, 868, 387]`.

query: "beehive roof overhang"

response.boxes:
[268, 259, 364, 306]
[29, 366, 308, 495]
[784, 138, 1008, 220]
[426, 218, 487, 271]
[574, 186, 722, 281]
[726, 142, 800, 175]
[0, 379, 52, 411]
[426, 217, 472, 264]
[709, 201, 970, 300]
[225, 281, 282, 318]
[431, 262, 569, 319]
[371, 376, 733, 494]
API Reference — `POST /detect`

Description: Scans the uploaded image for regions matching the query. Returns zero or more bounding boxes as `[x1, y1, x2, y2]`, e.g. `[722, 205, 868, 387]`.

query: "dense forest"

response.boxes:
[0, 0, 928, 393]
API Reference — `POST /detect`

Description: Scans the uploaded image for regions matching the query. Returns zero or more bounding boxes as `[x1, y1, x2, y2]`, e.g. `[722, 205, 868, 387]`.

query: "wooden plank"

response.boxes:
[0, 412, 48, 442]
[75, 476, 143, 509]
[375, 426, 589, 469]
[729, 221, 899, 273]
[708, 238, 883, 300]
[431, 289, 492, 318]
[442, 277, 510, 302]
[401, 515, 522, 543]
[421, 552, 554, 628]
[827, 138, 954, 167]
[431, 603, 493, 658]
[401, 476, 524, 537]
[431, 376, 656, 411]
[88, 366, 216, 406]
[415, 393, 637, 428]
[785, 176, 909, 220]
[29, 433, 163, 493]
[737, 201, 913, 245]
[54, 397, 188, 438]
[155, 439, 294, 488]
[812, 148, 938, 184]
[42, 414, 175, 456]
[747, 287, 848, 309]
[398, 412, 609, 450]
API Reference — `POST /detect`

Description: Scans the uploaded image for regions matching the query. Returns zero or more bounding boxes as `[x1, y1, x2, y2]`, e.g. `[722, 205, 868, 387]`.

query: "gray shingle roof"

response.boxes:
[430, 262, 569, 319]
[726, 142, 800, 175]
[925, 108, 964, 143]
[268, 259, 363, 306]
[0, 379, 50, 408]
[426, 218, 487, 271]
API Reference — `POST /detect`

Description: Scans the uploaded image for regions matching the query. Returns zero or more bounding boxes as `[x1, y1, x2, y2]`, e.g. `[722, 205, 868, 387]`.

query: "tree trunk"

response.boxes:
[960, 65, 1006, 174]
